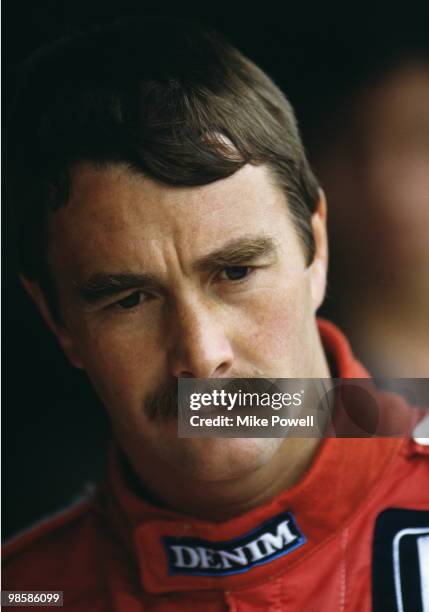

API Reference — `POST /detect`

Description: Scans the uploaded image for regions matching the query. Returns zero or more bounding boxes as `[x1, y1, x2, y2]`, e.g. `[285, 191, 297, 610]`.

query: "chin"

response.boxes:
[171, 437, 282, 482]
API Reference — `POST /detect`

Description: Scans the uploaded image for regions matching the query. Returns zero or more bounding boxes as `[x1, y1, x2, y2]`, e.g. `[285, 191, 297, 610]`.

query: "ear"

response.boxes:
[309, 189, 329, 311]
[20, 275, 85, 370]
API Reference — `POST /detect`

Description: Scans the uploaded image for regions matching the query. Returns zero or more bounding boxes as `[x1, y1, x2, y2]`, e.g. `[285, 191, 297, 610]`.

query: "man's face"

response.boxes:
[36, 162, 327, 482]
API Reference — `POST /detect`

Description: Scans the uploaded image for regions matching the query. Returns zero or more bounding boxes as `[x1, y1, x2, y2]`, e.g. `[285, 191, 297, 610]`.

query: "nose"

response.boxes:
[167, 296, 234, 379]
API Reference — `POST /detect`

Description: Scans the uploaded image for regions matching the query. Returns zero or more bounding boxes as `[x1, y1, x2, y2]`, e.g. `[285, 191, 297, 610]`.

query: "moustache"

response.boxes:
[144, 370, 266, 421]
[144, 381, 179, 421]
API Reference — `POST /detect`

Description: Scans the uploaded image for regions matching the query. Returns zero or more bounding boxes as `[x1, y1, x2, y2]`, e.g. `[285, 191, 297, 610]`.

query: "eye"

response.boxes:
[218, 266, 251, 281]
[114, 291, 144, 310]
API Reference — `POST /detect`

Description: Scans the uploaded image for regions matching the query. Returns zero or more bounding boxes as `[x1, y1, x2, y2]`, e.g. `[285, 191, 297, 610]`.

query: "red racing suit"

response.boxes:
[3, 320, 429, 611]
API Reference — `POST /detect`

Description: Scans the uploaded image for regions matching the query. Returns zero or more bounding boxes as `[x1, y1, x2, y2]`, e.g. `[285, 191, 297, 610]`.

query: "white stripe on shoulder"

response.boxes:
[413, 413, 429, 446]
[4, 483, 97, 547]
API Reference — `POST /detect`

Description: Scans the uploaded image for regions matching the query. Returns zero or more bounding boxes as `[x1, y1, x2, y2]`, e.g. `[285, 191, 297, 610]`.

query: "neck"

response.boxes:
[127, 437, 322, 522]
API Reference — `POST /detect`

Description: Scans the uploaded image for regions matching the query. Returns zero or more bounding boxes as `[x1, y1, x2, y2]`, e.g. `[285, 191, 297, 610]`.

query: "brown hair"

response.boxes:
[7, 16, 320, 321]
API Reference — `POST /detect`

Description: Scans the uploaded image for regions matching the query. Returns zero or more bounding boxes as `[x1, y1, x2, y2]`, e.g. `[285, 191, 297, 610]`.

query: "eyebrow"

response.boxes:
[76, 273, 162, 303]
[193, 235, 278, 272]
[76, 235, 278, 304]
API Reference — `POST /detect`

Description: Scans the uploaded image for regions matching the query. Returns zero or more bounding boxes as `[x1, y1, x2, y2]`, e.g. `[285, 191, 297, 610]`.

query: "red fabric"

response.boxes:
[3, 320, 428, 611]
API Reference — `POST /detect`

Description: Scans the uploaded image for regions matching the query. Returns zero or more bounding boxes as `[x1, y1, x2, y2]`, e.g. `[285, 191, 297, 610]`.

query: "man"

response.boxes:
[3, 17, 428, 611]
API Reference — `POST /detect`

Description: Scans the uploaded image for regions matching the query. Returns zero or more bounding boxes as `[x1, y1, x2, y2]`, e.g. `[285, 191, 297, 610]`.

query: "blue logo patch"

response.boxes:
[163, 511, 306, 576]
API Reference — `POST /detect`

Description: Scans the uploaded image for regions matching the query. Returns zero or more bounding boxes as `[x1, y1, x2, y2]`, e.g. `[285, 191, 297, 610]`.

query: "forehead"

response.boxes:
[46, 162, 300, 278]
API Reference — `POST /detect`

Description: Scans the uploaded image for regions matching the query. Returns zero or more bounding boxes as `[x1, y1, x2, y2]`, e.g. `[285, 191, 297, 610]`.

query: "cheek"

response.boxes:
[73, 323, 162, 422]
[236, 281, 313, 372]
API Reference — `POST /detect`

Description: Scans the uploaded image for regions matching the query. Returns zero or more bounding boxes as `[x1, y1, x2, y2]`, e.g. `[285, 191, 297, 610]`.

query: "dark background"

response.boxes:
[3, 0, 429, 539]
